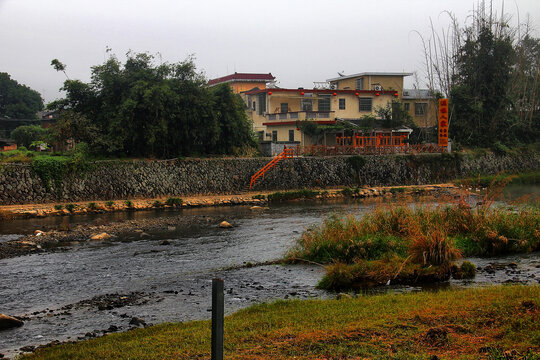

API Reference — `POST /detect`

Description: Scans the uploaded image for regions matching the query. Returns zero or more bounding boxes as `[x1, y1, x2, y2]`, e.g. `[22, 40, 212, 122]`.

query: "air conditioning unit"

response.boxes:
[373, 85, 383, 91]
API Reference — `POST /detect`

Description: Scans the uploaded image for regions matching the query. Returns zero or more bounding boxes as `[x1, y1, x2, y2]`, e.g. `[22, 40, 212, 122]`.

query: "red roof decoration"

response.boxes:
[208, 72, 275, 86]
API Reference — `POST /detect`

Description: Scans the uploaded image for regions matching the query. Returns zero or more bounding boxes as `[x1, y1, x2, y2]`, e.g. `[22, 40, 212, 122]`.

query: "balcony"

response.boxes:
[265, 111, 335, 123]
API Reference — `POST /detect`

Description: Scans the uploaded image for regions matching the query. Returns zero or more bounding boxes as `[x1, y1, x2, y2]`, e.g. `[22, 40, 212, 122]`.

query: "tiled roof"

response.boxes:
[208, 72, 275, 86]
[327, 72, 413, 82]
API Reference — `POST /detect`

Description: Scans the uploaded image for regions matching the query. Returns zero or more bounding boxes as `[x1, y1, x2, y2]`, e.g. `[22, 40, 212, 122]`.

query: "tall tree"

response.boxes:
[49, 52, 255, 158]
[0, 72, 44, 119]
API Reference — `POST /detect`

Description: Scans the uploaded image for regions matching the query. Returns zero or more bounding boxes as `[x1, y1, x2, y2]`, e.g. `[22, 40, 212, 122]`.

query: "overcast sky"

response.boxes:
[1, 0, 539, 103]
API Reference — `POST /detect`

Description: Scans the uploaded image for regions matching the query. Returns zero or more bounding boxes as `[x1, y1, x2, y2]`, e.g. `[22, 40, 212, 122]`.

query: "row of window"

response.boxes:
[250, 94, 428, 115]
[258, 130, 296, 142]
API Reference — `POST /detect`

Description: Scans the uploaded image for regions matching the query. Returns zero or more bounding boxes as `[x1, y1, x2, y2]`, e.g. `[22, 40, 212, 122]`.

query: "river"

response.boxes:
[0, 190, 539, 358]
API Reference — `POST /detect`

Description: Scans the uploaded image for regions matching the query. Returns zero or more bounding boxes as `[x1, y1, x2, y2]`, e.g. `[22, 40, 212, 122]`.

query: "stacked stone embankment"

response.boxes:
[0, 152, 538, 205]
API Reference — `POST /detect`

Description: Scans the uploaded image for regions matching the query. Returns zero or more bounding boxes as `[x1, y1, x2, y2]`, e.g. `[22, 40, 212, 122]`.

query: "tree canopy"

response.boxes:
[0, 72, 44, 119]
[49, 52, 256, 158]
[421, 4, 540, 147]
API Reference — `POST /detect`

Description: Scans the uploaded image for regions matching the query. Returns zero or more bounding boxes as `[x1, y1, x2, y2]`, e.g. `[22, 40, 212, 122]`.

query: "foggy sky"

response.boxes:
[1, 0, 539, 103]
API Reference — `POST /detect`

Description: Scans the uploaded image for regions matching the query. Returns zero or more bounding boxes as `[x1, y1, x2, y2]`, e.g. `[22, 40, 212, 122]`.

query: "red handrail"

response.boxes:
[249, 148, 294, 189]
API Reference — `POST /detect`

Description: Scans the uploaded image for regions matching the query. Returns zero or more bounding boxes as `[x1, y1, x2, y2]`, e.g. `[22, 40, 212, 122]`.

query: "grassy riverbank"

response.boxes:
[286, 199, 539, 290]
[21, 285, 539, 360]
[454, 171, 540, 188]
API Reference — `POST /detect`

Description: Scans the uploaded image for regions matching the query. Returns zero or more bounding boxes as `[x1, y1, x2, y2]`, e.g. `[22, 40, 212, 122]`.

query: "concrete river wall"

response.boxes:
[0, 151, 538, 204]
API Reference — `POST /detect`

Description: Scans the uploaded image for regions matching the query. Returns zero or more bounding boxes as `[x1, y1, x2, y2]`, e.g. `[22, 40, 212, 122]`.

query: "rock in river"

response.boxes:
[90, 232, 112, 241]
[219, 221, 233, 228]
[0, 313, 24, 330]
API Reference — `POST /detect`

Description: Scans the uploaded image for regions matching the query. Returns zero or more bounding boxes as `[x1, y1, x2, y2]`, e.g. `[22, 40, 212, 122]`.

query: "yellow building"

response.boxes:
[208, 72, 275, 93]
[401, 89, 438, 128]
[243, 72, 417, 146]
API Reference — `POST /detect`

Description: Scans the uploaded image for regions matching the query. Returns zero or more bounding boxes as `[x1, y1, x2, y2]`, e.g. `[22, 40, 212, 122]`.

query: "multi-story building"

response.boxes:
[210, 71, 437, 149]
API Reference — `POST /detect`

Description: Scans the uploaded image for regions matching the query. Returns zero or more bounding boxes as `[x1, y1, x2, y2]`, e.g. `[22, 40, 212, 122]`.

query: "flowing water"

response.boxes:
[0, 194, 539, 358]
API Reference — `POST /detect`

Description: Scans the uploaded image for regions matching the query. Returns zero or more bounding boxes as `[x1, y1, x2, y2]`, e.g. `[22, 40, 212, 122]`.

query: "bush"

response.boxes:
[124, 200, 133, 208]
[54, 204, 63, 210]
[341, 188, 353, 197]
[153, 200, 162, 207]
[87, 202, 97, 210]
[267, 189, 319, 202]
[317, 263, 355, 291]
[453, 260, 477, 279]
[105, 201, 115, 207]
[165, 197, 183, 207]
[65, 203, 75, 212]
[252, 194, 266, 200]
[10, 125, 49, 148]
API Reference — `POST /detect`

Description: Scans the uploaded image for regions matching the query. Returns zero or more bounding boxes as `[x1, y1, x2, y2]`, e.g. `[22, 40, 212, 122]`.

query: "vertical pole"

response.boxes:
[212, 278, 224, 360]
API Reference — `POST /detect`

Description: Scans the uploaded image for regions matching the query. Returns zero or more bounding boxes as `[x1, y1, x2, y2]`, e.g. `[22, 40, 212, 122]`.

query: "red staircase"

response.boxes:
[249, 148, 294, 189]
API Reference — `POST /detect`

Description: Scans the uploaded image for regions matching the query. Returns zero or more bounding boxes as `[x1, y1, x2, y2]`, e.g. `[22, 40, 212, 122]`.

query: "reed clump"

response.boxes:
[286, 191, 539, 290]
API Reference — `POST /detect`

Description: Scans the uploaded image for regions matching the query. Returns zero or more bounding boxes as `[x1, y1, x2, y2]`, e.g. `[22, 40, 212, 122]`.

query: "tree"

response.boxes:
[0, 73, 44, 119]
[10, 125, 49, 148]
[49, 52, 256, 158]
[51, 59, 69, 79]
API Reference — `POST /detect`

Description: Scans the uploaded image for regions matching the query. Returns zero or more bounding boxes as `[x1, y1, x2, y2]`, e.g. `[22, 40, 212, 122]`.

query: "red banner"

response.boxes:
[438, 99, 449, 147]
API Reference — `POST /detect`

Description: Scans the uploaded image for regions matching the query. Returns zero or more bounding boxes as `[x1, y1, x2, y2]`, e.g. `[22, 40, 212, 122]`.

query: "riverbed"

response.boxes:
[0, 195, 539, 358]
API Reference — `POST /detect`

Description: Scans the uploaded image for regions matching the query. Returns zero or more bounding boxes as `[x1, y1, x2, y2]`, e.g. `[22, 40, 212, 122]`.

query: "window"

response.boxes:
[280, 103, 288, 113]
[403, 103, 410, 111]
[415, 102, 427, 116]
[301, 99, 313, 111]
[258, 131, 264, 140]
[339, 98, 346, 110]
[355, 78, 364, 90]
[272, 130, 277, 142]
[289, 130, 294, 142]
[318, 95, 331, 111]
[257, 93, 266, 115]
[252, 101, 256, 111]
[358, 97, 372, 112]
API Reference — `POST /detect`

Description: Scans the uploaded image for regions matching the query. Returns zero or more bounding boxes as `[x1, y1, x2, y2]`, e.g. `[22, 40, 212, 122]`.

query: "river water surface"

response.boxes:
[0, 194, 539, 358]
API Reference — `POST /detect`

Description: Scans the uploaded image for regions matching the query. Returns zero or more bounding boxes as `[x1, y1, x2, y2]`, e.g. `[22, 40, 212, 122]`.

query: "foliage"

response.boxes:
[346, 155, 366, 185]
[105, 201, 114, 207]
[20, 286, 540, 359]
[251, 194, 266, 200]
[10, 125, 49, 148]
[30, 155, 70, 192]
[0, 148, 35, 163]
[421, 3, 540, 147]
[267, 189, 319, 202]
[0, 72, 43, 119]
[124, 200, 133, 208]
[54, 204, 63, 210]
[65, 203, 75, 212]
[165, 197, 183, 207]
[87, 202, 97, 210]
[49, 52, 256, 158]
[152, 200, 162, 207]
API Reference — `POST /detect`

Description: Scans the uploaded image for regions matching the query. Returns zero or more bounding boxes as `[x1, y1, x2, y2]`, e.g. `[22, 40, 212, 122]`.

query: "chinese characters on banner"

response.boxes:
[438, 99, 449, 147]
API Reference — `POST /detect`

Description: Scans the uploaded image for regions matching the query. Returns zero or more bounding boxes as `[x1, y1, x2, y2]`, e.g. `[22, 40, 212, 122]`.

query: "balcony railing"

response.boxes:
[265, 111, 335, 122]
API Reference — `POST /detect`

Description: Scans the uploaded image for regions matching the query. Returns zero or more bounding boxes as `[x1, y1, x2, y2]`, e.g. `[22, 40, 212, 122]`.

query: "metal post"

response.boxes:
[211, 278, 224, 360]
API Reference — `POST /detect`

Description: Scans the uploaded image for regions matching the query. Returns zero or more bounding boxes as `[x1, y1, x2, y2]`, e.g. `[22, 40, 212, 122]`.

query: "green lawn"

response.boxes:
[22, 285, 539, 360]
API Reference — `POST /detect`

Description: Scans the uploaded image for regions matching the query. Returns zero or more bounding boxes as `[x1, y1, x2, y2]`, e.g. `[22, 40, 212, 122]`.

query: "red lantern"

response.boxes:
[355, 92, 359, 96]
[376, 92, 380, 96]
[300, 92, 304, 95]
[268, 91, 272, 95]
[333, 92, 337, 96]
[296, 128, 300, 131]
[394, 92, 398, 97]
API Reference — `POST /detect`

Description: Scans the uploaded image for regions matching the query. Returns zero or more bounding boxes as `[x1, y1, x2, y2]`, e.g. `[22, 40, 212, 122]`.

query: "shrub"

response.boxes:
[54, 204, 63, 210]
[65, 203, 75, 212]
[267, 189, 319, 202]
[153, 200, 162, 207]
[87, 202, 97, 210]
[317, 263, 355, 291]
[165, 197, 183, 207]
[341, 187, 353, 197]
[408, 229, 461, 267]
[252, 194, 266, 200]
[124, 200, 133, 208]
[105, 201, 115, 208]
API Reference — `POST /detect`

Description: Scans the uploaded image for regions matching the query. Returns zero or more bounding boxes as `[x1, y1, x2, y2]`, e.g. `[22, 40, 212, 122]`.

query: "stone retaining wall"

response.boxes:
[0, 152, 538, 205]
